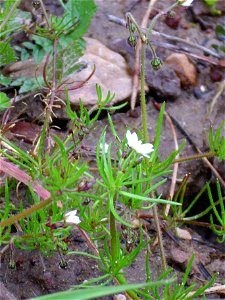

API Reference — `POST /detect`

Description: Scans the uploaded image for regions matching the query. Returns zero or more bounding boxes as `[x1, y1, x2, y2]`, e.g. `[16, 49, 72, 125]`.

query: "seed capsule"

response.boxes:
[167, 10, 176, 18]
[151, 57, 163, 70]
[127, 35, 137, 48]
[129, 23, 136, 34]
[32, 0, 41, 9]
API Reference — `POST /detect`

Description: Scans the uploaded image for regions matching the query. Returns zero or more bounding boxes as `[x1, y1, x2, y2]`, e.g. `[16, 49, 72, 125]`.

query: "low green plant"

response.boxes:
[148, 255, 216, 300]
[166, 121, 225, 223]
[207, 180, 225, 243]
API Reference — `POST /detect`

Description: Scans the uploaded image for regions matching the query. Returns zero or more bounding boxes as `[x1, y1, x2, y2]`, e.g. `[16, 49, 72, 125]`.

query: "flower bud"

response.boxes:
[32, 0, 41, 9]
[167, 10, 176, 18]
[151, 57, 163, 70]
[127, 35, 137, 48]
[129, 23, 136, 34]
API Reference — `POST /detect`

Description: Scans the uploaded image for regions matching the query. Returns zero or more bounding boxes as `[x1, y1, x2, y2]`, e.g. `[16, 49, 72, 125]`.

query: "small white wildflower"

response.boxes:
[126, 130, 154, 158]
[100, 142, 109, 154]
[64, 210, 81, 224]
[178, 0, 194, 6]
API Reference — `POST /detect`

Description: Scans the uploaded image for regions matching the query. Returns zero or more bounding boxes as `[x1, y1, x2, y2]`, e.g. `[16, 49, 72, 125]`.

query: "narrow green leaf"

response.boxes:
[32, 279, 174, 300]
[119, 191, 180, 206]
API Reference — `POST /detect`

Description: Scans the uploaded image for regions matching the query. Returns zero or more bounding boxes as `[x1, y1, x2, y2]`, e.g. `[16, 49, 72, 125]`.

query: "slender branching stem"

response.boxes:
[173, 151, 215, 164]
[116, 274, 142, 300]
[39, 0, 51, 29]
[78, 226, 141, 299]
[49, 38, 59, 109]
[0, 197, 52, 228]
[152, 204, 167, 270]
[110, 209, 117, 261]
[126, 13, 147, 43]
[145, 2, 178, 40]
[138, 22, 167, 270]
[108, 14, 221, 59]
[140, 44, 148, 142]
[126, 10, 168, 271]
[57, 245, 68, 268]
[45, 37, 58, 138]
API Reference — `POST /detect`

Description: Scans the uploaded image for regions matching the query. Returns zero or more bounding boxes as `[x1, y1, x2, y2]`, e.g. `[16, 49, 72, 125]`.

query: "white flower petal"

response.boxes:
[65, 209, 77, 217]
[179, 0, 194, 6]
[65, 210, 81, 224]
[126, 130, 139, 148]
[126, 130, 154, 158]
[100, 142, 109, 153]
[138, 143, 154, 154]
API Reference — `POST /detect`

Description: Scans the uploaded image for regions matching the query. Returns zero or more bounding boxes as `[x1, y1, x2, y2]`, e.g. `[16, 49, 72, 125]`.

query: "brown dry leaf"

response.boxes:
[57, 38, 132, 106]
[10, 121, 41, 144]
[165, 53, 197, 86]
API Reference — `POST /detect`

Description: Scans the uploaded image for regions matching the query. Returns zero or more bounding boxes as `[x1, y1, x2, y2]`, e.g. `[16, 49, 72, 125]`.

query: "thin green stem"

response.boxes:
[77, 227, 141, 299]
[145, 2, 178, 65]
[145, 3, 178, 40]
[126, 13, 147, 43]
[39, 0, 51, 29]
[147, 40, 158, 59]
[173, 151, 215, 164]
[152, 204, 166, 270]
[0, 197, 52, 228]
[139, 26, 166, 271]
[182, 197, 223, 222]
[140, 44, 148, 142]
[116, 273, 141, 300]
[110, 210, 117, 261]
[49, 38, 59, 109]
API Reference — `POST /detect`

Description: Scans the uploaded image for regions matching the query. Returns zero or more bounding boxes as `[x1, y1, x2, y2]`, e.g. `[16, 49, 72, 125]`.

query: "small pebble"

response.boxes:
[194, 87, 203, 99]
[114, 294, 126, 300]
[175, 227, 192, 240]
[132, 219, 140, 228]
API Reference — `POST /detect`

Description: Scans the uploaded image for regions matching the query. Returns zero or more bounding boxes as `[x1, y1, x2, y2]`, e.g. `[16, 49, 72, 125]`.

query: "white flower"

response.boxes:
[64, 210, 81, 224]
[178, 0, 194, 6]
[100, 142, 109, 154]
[126, 130, 154, 158]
